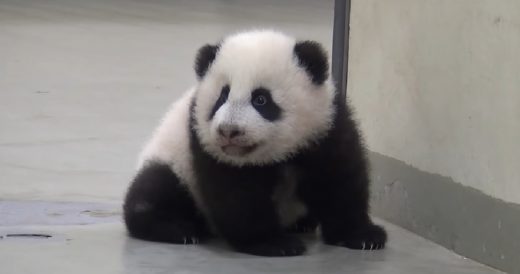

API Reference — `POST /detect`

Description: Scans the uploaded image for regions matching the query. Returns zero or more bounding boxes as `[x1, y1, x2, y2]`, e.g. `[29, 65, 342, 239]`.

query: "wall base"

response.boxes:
[369, 152, 520, 274]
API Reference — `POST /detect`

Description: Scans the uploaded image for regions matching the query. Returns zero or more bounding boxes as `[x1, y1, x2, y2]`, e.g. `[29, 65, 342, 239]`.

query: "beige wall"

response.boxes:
[348, 0, 520, 204]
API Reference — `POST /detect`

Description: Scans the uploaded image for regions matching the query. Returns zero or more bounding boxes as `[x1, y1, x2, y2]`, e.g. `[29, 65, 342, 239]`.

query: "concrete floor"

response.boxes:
[0, 204, 499, 274]
[0, 1, 503, 273]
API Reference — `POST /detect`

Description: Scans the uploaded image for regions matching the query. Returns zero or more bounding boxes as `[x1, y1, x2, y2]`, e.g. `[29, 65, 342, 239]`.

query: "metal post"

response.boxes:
[331, 0, 351, 101]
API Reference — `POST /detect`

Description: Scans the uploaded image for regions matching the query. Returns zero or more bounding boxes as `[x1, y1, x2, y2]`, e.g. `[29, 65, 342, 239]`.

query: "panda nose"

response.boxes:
[217, 124, 244, 139]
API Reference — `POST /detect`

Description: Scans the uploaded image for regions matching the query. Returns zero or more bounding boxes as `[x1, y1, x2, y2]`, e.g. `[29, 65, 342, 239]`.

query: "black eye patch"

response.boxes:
[208, 85, 230, 120]
[251, 88, 282, 121]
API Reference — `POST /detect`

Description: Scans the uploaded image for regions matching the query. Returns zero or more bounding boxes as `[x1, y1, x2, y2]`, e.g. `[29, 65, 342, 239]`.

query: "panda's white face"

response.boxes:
[194, 30, 335, 166]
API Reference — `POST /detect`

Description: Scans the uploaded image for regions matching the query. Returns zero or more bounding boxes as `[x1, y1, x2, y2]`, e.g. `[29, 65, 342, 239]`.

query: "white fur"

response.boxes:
[194, 30, 335, 166]
[138, 88, 194, 180]
[138, 30, 335, 227]
[137, 88, 206, 212]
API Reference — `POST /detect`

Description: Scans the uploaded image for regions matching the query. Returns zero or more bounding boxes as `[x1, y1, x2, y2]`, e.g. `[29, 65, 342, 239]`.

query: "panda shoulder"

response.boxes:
[136, 88, 196, 170]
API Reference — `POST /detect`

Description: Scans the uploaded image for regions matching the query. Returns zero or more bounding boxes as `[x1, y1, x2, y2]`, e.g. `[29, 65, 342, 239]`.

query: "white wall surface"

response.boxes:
[348, 0, 520, 204]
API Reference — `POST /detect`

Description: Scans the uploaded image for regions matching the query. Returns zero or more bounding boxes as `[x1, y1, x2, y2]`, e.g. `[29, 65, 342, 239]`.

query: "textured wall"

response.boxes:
[348, 0, 520, 204]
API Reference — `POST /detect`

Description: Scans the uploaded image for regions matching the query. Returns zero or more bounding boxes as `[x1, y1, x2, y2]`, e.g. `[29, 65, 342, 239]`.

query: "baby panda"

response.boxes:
[123, 30, 386, 257]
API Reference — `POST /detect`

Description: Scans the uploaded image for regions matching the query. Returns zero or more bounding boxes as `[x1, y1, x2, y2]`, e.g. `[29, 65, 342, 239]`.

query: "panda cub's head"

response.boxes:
[193, 30, 335, 166]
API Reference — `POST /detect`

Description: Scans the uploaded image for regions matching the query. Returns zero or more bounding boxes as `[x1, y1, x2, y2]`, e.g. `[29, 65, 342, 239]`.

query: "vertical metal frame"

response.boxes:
[331, 0, 351, 100]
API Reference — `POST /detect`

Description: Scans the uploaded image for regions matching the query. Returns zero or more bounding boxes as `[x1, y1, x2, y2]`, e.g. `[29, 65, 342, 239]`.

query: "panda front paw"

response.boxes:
[165, 222, 209, 245]
[234, 235, 306, 257]
[324, 223, 387, 250]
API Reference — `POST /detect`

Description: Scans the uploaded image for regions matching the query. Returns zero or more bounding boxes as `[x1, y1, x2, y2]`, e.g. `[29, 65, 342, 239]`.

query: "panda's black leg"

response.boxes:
[286, 215, 319, 234]
[123, 162, 210, 244]
[299, 168, 387, 250]
[314, 172, 387, 251]
[207, 182, 305, 256]
[296, 116, 387, 250]
[196, 165, 306, 257]
[233, 235, 306, 257]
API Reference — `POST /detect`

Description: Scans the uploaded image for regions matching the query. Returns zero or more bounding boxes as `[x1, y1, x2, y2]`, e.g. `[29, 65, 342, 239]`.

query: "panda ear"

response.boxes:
[293, 41, 329, 85]
[195, 44, 220, 79]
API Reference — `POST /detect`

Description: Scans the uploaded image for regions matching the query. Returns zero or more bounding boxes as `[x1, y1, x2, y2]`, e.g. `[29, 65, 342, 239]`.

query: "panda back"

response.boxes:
[137, 88, 196, 188]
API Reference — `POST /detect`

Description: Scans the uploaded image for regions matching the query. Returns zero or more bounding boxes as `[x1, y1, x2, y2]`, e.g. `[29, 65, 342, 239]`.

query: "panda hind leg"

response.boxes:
[123, 162, 210, 244]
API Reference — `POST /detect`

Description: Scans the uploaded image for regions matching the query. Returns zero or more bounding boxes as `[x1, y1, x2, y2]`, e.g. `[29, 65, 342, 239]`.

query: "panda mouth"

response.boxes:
[221, 144, 258, 156]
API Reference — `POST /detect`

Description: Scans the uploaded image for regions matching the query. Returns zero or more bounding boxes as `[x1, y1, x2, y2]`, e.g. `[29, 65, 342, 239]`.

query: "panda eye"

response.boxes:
[251, 88, 282, 121]
[252, 95, 267, 106]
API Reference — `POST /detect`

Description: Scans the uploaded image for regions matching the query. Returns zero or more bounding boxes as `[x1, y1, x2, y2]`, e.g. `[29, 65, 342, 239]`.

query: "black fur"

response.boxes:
[188, 97, 386, 255]
[190, 102, 304, 256]
[123, 162, 210, 244]
[123, 98, 386, 256]
[294, 41, 329, 85]
[251, 88, 282, 121]
[123, 38, 386, 257]
[286, 215, 319, 234]
[208, 85, 230, 120]
[292, 104, 387, 250]
[195, 44, 219, 79]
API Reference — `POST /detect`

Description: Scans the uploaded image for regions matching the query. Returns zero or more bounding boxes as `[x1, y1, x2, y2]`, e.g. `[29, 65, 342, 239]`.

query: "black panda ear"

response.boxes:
[294, 41, 329, 85]
[195, 44, 220, 79]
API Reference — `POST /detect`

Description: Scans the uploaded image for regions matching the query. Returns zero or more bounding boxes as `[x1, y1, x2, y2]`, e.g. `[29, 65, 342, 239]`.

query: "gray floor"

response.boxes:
[0, 201, 500, 274]
[0, 1, 503, 273]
